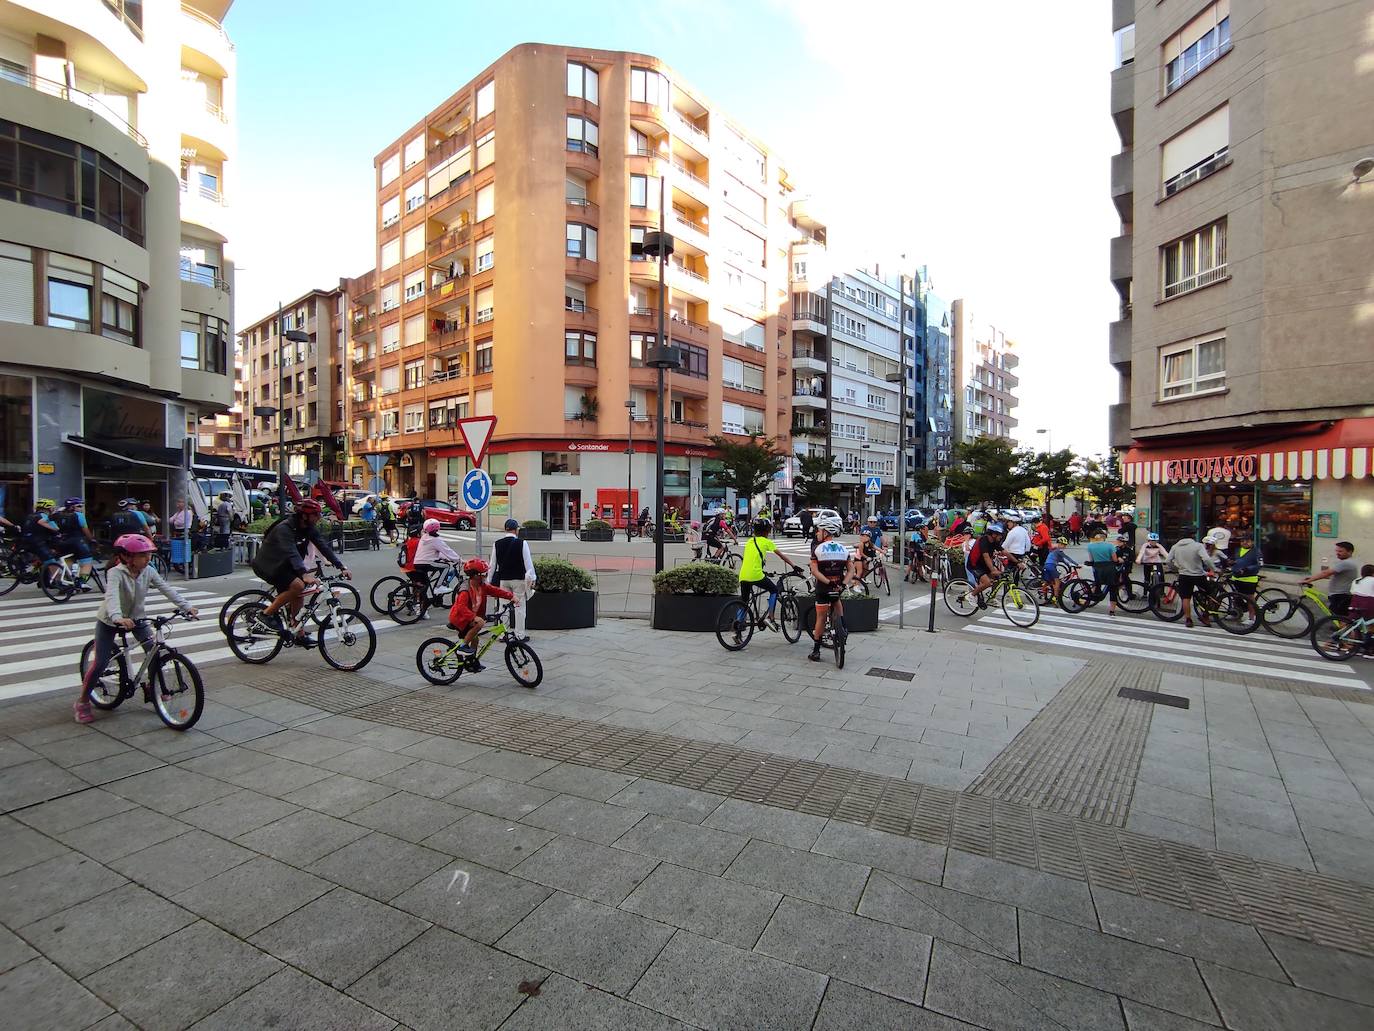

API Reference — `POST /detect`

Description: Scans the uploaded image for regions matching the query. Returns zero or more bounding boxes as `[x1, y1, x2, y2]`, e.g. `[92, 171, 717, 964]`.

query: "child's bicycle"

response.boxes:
[944, 568, 1041, 627]
[805, 596, 849, 669]
[850, 552, 891, 597]
[416, 600, 543, 688]
[77, 611, 204, 730]
[1311, 611, 1374, 661]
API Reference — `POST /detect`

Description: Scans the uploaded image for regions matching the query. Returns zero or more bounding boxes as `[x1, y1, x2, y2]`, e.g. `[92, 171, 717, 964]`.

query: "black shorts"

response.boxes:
[1176, 574, 1209, 599]
[813, 578, 842, 603]
[448, 619, 476, 635]
[266, 564, 305, 594]
[741, 576, 777, 601]
[1231, 581, 1257, 597]
[59, 538, 92, 560]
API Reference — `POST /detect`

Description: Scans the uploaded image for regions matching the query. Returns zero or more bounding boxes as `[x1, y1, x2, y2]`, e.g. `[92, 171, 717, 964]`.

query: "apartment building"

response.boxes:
[921, 284, 955, 475]
[1109, 0, 1374, 574]
[240, 286, 347, 481]
[951, 299, 1019, 443]
[0, 0, 238, 522]
[195, 354, 245, 461]
[348, 44, 796, 528]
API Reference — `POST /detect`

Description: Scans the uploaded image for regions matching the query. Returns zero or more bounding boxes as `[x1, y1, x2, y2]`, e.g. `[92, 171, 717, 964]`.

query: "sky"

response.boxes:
[225, 0, 1120, 456]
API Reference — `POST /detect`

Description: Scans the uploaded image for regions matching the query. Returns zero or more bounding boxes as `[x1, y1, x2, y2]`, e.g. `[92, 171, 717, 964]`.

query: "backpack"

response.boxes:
[106, 511, 144, 537]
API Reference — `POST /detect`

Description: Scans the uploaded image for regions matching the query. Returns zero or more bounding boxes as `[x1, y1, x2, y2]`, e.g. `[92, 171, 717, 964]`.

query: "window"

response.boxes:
[722, 356, 744, 389]
[566, 116, 599, 156]
[0, 243, 34, 325]
[542, 452, 581, 475]
[380, 153, 400, 186]
[380, 365, 400, 394]
[405, 178, 425, 212]
[566, 223, 598, 260]
[180, 319, 199, 369]
[1162, 218, 1227, 298]
[475, 80, 494, 119]
[741, 362, 765, 394]
[381, 409, 399, 436]
[404, 405, 424, 433]
[629, 174, 649, 208]
[475, 286, 493, 323]
[380, 281, 400, 312]
[678, 342, 708, 379]
[630, 226, 647, 261]
[565, 176, 588, 204]
[1114, 23, 1136, 68]
[381, 196, 400, 227]
[1160, 334, 1225, 399]
[476, 183, 494, 222]
[403, 224, 425, 259]
[476, 130, 494, 170]
[567, 62, 598, 104]
[47, 259, 92, 332]
[403, 135, 424, 169]
[382, 321, 401, 353]
[1162, 104, 1229, 196]
[721, 402, 764, 435]
[429, 148, 471, 196]
[404, 315, 424, 346]
[475, 340, 493, 374]
[565, 281, 588, 311]
[565, 331, 596, 366]
[630, 67, 668, 106]
[403, 269, 424, 301]
[722, 310, 765, 350]
[475, 234, 494, 272]
[1164, 0, 1231, 95]
[380, 238, 400, 269]
[629, 128, 652, 157]
[101, 268, 139, 346]
[630, 332, 654, 367]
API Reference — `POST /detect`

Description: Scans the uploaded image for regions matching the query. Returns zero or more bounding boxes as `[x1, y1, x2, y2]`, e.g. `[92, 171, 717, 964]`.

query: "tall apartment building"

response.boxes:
[348, 44, 797, 528]
[240, 286, 347, 481]
[951, 299, 1019, 443]
[1109, 0, 1374, 574]
[0, 0, 238, 523]
[921, 283, 955, 474]
[195, 354, 245, 461]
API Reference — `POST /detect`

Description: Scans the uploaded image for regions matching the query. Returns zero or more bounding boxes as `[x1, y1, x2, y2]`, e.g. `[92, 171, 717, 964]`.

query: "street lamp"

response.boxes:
[625, 399, 635, 539]
[1036, 427, 1052, 515]
[641, 172, 679, 574]
[274, 301, 310, 511]
[886, 368, 907, 628]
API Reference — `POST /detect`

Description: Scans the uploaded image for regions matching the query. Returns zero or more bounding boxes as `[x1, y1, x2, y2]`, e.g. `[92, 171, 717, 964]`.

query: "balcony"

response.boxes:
[179, 265, 228, 292]
[792, 392, 826, 410]
[668, 313, 709, 344]
[428, 125, 471, 170]
[668, 262, 708, 299]
[351, 311, 377, 343]
[565, 141, 600, 177]
[180, 4, 235, 72]
[427, 225, 470, 261]
[1109, 318, 1132, 370]
[1111, 150, 1133, 222]
[790, 197, 824, 232]
[565, 255, 598, 283]
[791, 309, 826, 335]
[429, 367, 466, 385]
[1111, 64, 1134, 148]
[673, 113, 709, 152]
[673, 214, 708, 252]
[565, 302, 598, 334]
[672, 163, 710, 204]
[1109, 401, 1132, 449]
[1110, 234, 1133, 285]
[792, 345, 827, 372]
[179, 178, 230, 239]
[565, 197, 599, 224]
[17, 65, 148, 146]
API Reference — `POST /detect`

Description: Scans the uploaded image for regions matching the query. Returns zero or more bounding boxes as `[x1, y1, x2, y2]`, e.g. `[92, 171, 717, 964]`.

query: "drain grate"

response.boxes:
[865, 668, 916, 682]
[1118, 687, 1190, 709]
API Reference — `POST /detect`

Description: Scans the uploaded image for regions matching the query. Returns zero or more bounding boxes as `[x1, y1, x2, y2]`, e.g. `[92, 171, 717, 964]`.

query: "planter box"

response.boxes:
[794, 594, 880, 633]
[527, 590, 596, 630]
[652, 593, 738, 632]
[578, 528, 614, 542]
[194, 549, 234, 579]
[519, 528, 553, 542]
[662, 532, 686, 543]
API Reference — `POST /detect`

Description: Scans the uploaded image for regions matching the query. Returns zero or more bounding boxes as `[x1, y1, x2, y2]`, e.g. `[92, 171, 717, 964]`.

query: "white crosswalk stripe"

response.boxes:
[963, 604, 1367, 689]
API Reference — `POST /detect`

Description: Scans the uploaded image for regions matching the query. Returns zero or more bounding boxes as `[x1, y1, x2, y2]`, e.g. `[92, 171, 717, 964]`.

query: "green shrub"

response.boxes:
[584, 519, 612, 531]
[652, 562, 739, 596]
[522, 518, 549, 529]
[243, 517, 273, 535]
[533, 556, 595, 593]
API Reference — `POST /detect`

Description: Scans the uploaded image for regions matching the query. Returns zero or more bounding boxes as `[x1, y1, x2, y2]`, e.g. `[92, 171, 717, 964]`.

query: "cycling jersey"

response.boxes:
[739, 535, 778, 583]
[860, 527, 883, 553]
[811, 539, 850, 600]
[967, 535, 1002, 573]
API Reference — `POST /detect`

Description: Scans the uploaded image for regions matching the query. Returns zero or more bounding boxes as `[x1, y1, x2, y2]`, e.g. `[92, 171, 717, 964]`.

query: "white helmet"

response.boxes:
[817, 515, 843, 536]
[1202, 529, 1226, 545]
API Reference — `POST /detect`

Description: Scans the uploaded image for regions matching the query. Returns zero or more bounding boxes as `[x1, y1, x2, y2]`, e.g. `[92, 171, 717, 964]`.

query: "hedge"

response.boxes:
[533, 556, 595, 593]
[522, 519, 550, 529]
[583, 518, 612, 532]
[652, 562, 739, 596]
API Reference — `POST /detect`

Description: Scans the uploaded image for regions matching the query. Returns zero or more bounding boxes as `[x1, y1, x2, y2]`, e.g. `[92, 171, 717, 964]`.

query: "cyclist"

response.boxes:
[1085, 531, 1121, 616]
[904, 523, 928, 583]
[1167, 528, 1218, 628]
[738, 519, 803, 631]
[105, 498, 149, 540]
[1031, 514, 1054, 564]
[1229, 529, 1264, 620]
[377, 494, 398, 542]
[53, 497, 97, 590]
[1002, 513, 1032, 573]
[702, 508, 735, 563]
[965, 521, 1008, 609]
[19, 499, 63, 583]
[250, 498, 351, 645]
[1301, 540, 1358, 617]
[808, 515, 853, 662]
[1041, 537, 1076, 603]
[446, 558, 516, 669]
[1138, 532, 1169, 591]
[636, 506, 652, 537]
[74, 533, 197, 725]
[857, 516, 884, 583]
[411, 517, 462, 615]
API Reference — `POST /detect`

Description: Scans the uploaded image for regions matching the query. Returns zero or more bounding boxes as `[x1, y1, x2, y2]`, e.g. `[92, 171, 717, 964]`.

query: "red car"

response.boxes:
[397, 498, 476, 529]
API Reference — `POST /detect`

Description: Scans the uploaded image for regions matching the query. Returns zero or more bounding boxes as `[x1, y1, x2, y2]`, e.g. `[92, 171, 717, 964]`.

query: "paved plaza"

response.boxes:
[4, 548, 1374, 1028]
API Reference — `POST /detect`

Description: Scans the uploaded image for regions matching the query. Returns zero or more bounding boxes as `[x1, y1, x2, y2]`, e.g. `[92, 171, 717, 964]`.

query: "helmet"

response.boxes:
[503, 518, 520, 531]
[463, 558, 489, 576]
[1005, 512, 1022, 523]
[1055, 536, 1069, 545]
[219, 491, 233, 499]
[63, 497, 83, 508]
[987, 522, 1006, 534]
[690, 521, 701, 530]
[753, 520, 772, 535]
[1147, 532, 1160, 542]
[35, 498, 55, 511]
[422, 518, 441, 534]
[867, 516, 878, 524]
[113, 533, 155, 553]
[817, 515, 843, 536]
[1203, 530, 1225, 545]
[295, 499, 323, 517]
[118, 498, 135, 509]
[1116, 533, 1128, 542]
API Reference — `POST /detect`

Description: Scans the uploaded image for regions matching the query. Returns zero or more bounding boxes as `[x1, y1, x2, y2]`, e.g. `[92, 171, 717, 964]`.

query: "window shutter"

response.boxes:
[0, 245, 34, 325]
[403, 225, 425, 258]
[381, 239, 400, 269]
[1161, 104, 1228, 181]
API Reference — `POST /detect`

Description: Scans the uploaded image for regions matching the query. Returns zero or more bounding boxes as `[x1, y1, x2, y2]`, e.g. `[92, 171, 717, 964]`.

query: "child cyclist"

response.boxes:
[737, 519, 802, 631]
[1040, 537, 1077, 604]
[74, 534, 198, 725]
[411, 517, 461, 615]
[447, 558, 517, 671]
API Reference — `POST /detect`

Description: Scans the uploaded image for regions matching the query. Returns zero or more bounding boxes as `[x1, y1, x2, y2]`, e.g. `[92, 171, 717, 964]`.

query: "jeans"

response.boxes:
[82, 619, 154, 696]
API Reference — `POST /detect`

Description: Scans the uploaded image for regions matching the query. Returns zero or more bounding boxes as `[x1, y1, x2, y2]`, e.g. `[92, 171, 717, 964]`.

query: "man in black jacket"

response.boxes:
[250, 499, 350, 639]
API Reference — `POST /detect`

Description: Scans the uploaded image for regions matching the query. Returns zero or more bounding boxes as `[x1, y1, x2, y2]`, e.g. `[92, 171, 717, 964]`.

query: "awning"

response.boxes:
[1122, 418, 1374, 485]
[191, 453, 271, 478]
[63, 433, 183, 471]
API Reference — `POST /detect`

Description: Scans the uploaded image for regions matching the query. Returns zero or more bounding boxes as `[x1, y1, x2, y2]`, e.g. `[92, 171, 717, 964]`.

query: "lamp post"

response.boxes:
[887, 359, 907, 628]
[275, 301, 311, 512]
[641, 173, 679, 574]
[1036, 427, 1052, 515]
[625, 399, 635, 539]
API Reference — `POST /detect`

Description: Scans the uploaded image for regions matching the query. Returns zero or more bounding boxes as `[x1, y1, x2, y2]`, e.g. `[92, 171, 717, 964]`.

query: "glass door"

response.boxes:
[1156, 487, 1198, 545]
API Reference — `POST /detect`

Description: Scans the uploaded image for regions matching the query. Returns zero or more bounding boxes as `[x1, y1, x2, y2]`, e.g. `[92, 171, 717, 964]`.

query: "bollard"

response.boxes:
[927, 573, 939, 633]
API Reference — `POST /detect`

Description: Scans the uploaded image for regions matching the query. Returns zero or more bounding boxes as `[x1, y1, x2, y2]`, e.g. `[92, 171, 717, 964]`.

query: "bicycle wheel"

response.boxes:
[504, 641, 544, 688]
[0, 558, 18, 597]
[9, 550, 41, 584]
[1150, 583, 1184, 622]
[224, 602, 283, 664]
[87, 566, 105, 593]
[150, 552, 170, 577]
[849, 578, 870, 597]
[943, 579, 978, 617]
[1261, 597, 1313, 639]
[832, 614, 846, 670]
[876, 563, 891, 597]
[1311, 616, 1361, 662]
[779, 595, 802, 643]
[1212, 590, 1260, 636]
[715, 600, 754, 651]
[149, 651, 204, 730]
[319, 608, 377, 671]
[386, 582, 424, 625]
[1001, 584, 1041, 628]
[219, 588, 272, 636]
[327, 581, 362, 610]
[723, 551, 740, 572]
[370, 575, 407, 614]
[79, 641, 128, 710]
[1114, 578, 1151, 614]
[416, 636, 462, 684]
[39, 568, 76, 603]
[1061, 580, 1093, 614]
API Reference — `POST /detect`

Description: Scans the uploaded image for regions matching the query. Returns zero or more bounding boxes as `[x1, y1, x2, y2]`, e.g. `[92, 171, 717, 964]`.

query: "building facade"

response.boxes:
[346, 44, 797, 528]
[195, 353, 245, 461]
[951, 298, 1019, 444]
[1110, 0, 1374, 574]
[921, 282, 955, 479]
[0, 0, 237, 522]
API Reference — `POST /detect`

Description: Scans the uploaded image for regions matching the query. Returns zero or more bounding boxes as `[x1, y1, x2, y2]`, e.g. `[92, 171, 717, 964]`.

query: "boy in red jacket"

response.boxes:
[447, 558, 515, 669]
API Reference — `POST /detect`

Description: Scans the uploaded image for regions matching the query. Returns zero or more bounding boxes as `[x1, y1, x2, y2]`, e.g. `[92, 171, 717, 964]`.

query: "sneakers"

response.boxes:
[458, 642, 476, 655]
[73, 700, 94, 724]
[293, 631, 316, 649]
[807, 649, 822, 662]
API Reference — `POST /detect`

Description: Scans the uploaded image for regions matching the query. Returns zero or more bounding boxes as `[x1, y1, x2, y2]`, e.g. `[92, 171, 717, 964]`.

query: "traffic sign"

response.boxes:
[504, 470, 519, 486]
[462, 469, 493, 511]
[456, 415, 497, 466]
[865, 476, 883, 495]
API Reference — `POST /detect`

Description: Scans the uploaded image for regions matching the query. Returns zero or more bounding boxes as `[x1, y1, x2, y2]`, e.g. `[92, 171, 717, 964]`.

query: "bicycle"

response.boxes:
[37, 552, 105, 603]
[223, 582, 377, 671]
[1151, 574, 1260, 634]
[218, 563, 361, 636]
[627, 519, 655, 541]
[805, 594, 848, 669]
[1310, 611, 1374, 662]
[77, 612, 204, 730]
[692, 541, 740, 570]
[415, 600, 543, 687]
[851, 550, 891, 597]
[715, 570, 808, 651]
[944, 569, 1041, 628]
[381, 561, 462, 625]
[1259, 585, 1331, 639]
[1058, 565, 1151, 615]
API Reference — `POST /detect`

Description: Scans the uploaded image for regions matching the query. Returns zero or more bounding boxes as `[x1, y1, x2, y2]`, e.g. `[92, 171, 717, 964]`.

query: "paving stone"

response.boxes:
[735, 730, 826, 759]
[250, 886, 428, 990]
[234, 808, 370, 866]
[925, 940, 1126, 1031]
[703, 798, 827, 849]
[19, 882, 195, 978]
[526, 762, 637, 801]
[28, 732, 133, 768]
[445, 776, 557, 820]
[84, 920, 281, 1031]
[0, 758, 92, 811]
[422, 811, 555, 872]
[1214, 816, 1314, 870]
[347, 724, 433, 752]
[218, 755, 335, 796]
[1125, 810, 1217, 850]
[812, 819, 946, 884]
[606, 780, 724, 824]
[375, 759, 484, 799]
[346, 926, 544, 1031]
[1265, 932, 1374, 1006]
[0, 738, 40, 770]
[0, 816, 70, 877]
[613, 814, 748, 875]
[511, 835, 658, 906]
[1200, 960, 1374, 1030]
[497, 972, 689, 1031]
[317, 745, 417, 781]
[724, 838, 869, 910]
[942, 849, 1097, 927]
[620, 862, 780, 949]
[308, 832, 450, 902]
[347, 792, 469, 844]
[460, 748, 560, 782]
[241, 698, 328, 727]
[176, 744, 271, 780]
[178, 789, 299, 838]
[0, 851, 125, 927]
[0, 957, 112, 1030]
[813, 978, 979, 1031]
[0, 923, 36, 975]
[398, 736, 492, 766]
[1130, 783, 1216, 831]
[108, 828, 255, 895]
[280, 773, 397, 817]
[391, 860, 550, 944]
[1303, 824, 1374, 883]
[54, 805, 189, 863]
[630, 929, 827, 1031]
[11, 787, 137, 836]
[521, 794, 646, 845]
[1120, 999, 1227, 1029]
[189, 967, 397, 1030]
[858, 870, 1019, 960]
[171, 856, 332, 937]
[203, 716, 283, 744]
[121, 728, 226, 762]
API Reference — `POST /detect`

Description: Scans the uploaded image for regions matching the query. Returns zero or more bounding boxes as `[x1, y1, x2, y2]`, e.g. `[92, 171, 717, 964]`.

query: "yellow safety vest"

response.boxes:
[1233, 546, 1259, 583]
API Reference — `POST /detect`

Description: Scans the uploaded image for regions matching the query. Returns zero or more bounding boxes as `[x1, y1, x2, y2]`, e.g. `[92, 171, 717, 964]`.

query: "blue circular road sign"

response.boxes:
[462, 469, 493, 511]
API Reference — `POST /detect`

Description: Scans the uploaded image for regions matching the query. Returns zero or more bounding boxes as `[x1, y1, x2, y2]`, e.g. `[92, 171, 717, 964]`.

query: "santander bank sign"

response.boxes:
[566, 442, 612, 452]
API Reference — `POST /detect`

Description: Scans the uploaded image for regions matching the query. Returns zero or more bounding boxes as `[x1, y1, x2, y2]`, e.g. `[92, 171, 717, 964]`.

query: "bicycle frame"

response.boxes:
[103, 617, 178, 693]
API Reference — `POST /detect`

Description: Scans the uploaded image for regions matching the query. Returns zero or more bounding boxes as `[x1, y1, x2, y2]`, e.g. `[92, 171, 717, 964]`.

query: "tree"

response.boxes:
[1075, 454, 1131, 512]
[1028, 448, 1080, 508]
[944, 436, 1038, 506]
[912, 468, 944, 505]
[707, 433, 785, 516]
[794, 452, 840, 505]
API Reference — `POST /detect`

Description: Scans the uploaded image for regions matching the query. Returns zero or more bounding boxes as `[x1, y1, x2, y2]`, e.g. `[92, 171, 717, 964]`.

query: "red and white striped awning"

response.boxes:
[1122, 419, 1374, 486]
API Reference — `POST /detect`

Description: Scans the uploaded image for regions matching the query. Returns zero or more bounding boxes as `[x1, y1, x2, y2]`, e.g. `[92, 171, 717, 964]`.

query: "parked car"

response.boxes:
[782, 508, 841, 537]
[1019, 508, 1043, 522]
[397, 498, 476, 529]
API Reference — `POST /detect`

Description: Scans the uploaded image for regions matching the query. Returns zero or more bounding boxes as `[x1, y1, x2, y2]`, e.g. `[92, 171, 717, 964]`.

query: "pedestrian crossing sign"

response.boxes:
[865, 476, 882, 495]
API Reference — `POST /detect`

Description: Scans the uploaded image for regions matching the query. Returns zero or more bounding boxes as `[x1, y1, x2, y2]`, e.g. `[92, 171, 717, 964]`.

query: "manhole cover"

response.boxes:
[1118, 687, 1190, 709]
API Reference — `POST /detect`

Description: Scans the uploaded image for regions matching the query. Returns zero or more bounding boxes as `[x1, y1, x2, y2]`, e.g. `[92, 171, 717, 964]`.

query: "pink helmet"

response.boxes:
[422, 518, 441, 534]
[113, 533, 155, 554]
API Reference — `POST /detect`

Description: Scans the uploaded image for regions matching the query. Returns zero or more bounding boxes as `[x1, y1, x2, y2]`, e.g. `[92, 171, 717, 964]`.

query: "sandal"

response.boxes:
[73, 700, 94, 724]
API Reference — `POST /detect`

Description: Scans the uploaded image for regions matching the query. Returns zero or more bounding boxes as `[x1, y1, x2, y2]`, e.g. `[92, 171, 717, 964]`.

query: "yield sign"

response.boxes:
[456, 415, 497, 466]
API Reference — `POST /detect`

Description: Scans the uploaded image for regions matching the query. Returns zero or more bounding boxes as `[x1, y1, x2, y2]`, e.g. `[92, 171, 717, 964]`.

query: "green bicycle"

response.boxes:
[945, 569, 1041, 627]
[1259, 585, 1332, 639]
[415, 600, 543, 688]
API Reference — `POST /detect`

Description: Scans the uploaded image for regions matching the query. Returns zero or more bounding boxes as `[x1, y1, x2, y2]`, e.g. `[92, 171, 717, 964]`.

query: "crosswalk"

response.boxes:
[963, 603, 1368, 689]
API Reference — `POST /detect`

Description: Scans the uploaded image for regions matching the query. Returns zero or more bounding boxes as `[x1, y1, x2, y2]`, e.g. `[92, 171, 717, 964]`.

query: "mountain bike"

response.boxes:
[1058, 566, 1151, 615]
[805, 596, 848, 669]
[224, 583, 376, 671]
[382, 561, 463, 625]
[77, 612, 204, 730]
[218, 563, 360, 636]
[1259, 585, 1331, 639]
[415, 601, 543, 687]
[944, 569, 1041, 628]
[715, 570, 807, 650]
[851, 552, 891, 597]
[36, 552, 104, 602]
[1310, 612, 1374, 661]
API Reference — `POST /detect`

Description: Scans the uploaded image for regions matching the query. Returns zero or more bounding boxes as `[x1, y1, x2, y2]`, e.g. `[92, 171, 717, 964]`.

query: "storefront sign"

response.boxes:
[1315, 512, 1339, 537]
[1164, 454, 1258, 483]
[36, 461, 54, 474]
[566, 442, 612, 451]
